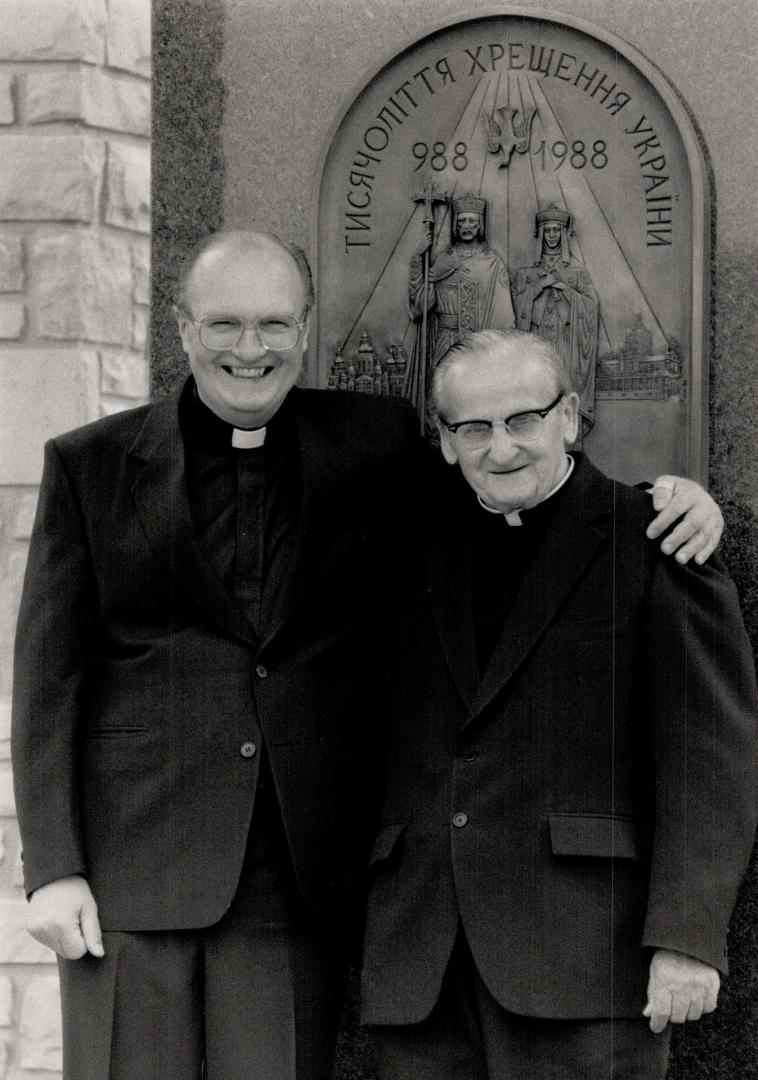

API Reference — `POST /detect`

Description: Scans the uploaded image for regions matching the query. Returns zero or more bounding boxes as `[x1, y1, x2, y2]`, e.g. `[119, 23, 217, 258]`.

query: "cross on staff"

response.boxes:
[409, 176, 448, 429]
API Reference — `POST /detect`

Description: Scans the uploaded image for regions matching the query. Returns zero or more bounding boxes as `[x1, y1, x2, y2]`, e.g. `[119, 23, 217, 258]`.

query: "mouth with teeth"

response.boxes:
[222, 365, 273, 379]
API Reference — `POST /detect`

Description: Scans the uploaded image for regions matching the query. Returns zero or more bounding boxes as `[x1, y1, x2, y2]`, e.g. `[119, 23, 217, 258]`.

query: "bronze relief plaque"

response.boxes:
[313, 10, 709, 483]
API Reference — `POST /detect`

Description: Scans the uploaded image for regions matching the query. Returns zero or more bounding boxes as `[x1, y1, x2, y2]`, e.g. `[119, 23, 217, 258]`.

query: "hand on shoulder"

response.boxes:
[645, 476, 723, 565]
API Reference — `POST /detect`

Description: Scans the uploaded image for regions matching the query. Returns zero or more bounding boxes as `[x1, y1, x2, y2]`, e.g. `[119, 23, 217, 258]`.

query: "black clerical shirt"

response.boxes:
[179, 381, 304, 923]
[469, 472, 574, 674]
[180, 382, 301, 639]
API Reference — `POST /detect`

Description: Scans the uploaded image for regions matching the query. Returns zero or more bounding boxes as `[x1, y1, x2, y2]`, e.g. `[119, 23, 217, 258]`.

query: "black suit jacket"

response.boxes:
[361, 454, 758, 1023]
[12, 381, 418, 931]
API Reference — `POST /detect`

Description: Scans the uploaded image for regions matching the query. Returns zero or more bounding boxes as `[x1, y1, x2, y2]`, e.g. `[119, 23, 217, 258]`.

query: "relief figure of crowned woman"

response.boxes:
[512, 204, 599, 435]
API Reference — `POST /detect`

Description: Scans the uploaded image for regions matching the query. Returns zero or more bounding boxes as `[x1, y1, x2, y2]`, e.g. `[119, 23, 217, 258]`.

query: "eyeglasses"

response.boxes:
[439, 393, 564, 449]
[184, 313, 307, 352]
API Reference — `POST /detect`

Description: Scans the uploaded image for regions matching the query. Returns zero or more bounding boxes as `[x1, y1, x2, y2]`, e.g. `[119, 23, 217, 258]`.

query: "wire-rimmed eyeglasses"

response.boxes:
[439, 393, 564, 449]
[183, 312, 307, 352]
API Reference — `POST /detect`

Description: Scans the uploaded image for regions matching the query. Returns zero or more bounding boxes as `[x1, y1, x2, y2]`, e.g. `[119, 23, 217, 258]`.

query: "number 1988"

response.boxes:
[534, 140, 608, 170]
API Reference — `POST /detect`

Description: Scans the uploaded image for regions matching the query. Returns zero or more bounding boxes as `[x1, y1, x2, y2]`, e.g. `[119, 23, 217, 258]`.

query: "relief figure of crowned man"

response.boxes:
[405, 192, 515, 424]
[512, 204, 599, 435]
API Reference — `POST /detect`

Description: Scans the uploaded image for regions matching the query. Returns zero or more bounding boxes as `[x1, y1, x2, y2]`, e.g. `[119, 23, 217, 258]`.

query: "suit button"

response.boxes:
[452, 812, 468, 828]
[255, 664, 268, 679]
[240, 741, 257, 759]
[462, 750, 479, 762]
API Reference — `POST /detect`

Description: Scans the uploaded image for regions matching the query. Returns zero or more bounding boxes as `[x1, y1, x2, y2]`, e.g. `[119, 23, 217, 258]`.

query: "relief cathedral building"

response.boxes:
[327, 329, 409, 397]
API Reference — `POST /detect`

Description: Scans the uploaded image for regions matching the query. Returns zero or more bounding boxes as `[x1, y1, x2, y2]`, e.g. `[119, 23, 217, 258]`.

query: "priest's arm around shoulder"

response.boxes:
[361, 328, 757, 1080]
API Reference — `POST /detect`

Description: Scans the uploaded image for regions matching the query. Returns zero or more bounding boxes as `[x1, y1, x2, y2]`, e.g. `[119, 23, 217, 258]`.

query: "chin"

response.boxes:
[225, 382, 280, 412]
[486, 482, 532, 506]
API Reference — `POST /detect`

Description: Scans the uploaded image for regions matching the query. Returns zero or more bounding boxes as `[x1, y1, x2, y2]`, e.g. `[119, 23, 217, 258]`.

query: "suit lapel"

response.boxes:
[467, 456, 611, 724]
[427, 469, 480, 709]
[257, 391, 344, 651]
[127, 383, 257, 648]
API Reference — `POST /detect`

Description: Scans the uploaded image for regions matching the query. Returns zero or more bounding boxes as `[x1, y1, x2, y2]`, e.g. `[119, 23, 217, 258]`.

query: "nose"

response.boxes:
[231, 325, 268, 360]
[485, 423, 521, 464]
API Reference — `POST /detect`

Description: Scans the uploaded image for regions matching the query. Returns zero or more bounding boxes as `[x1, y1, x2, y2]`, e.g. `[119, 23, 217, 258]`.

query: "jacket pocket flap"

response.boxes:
[549, 813, 639, 859]
[369, 822, 407, 867]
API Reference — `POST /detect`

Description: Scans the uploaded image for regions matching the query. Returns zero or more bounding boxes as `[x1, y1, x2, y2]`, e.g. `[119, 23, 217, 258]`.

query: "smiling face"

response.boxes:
[438, 348, 578, 514]
[176, 236, 310, 429]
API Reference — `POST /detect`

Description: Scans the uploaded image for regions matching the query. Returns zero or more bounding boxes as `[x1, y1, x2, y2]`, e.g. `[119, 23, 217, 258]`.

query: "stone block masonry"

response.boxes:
[0, 3, 151, 1076]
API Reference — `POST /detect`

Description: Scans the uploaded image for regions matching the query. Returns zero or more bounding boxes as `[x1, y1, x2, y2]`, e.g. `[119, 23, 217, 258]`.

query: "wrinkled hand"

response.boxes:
[646, 476, 723, 564]
[643, 949, 719, 1033]
[27, 875, 104, 960]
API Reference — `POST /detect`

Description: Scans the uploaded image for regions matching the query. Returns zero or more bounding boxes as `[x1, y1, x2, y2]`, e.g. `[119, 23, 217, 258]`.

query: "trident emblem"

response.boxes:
[484, 106, 538, 168]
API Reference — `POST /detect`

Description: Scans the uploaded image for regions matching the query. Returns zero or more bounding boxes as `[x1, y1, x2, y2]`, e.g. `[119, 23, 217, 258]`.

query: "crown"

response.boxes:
[452, 192, 486, 215]
[536, 203, 571, 226]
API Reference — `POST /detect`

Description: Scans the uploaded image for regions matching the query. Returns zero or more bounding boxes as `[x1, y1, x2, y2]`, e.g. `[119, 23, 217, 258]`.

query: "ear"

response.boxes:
[561, 392, 580, 446]
[437, 420, 459, 465]
[299, 310, 311, 354]
[174, 305, 192, 355]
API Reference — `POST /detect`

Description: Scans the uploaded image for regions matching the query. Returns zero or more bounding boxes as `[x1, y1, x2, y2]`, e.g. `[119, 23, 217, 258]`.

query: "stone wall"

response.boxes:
[0, 2, 150, 1076]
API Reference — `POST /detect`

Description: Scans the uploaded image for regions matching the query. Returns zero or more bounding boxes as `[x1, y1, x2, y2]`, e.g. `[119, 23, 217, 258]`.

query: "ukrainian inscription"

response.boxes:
[341, 41, 636, 255]
[318, 12, 709, 481]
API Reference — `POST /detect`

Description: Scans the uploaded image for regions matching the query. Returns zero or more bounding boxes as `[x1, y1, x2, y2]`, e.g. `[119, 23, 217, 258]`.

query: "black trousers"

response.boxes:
[58, 862, 347, 1080]
[369, 933, 671, 1080]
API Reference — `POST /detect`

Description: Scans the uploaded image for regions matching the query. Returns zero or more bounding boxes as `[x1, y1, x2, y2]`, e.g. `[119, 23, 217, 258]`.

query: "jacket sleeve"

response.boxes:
[640, 548, 758, 973]
[11, 439, 97, 895]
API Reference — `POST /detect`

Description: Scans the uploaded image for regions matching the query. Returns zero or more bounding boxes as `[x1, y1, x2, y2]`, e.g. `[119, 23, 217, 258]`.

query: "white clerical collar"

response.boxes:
[231, 426, 267, 449]
[477, 454, 575, 526]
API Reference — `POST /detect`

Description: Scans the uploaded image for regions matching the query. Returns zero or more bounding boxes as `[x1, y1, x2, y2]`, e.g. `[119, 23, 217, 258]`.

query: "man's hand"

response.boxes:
[27, 875, 104, 960]
[646, 476, 723, 565]
[643, 949, 719, 1033]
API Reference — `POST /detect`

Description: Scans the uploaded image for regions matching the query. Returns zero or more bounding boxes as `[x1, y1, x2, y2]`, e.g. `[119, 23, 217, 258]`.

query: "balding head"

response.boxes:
[176, 229, 314, 316]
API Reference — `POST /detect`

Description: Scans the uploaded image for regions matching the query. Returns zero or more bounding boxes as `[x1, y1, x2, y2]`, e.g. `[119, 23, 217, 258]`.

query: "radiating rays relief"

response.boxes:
[336, 66, 669, 371]
[316, 12, 708, 479]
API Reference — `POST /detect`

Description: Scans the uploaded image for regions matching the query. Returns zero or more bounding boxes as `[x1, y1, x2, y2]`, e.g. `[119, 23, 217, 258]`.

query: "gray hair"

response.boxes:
[431, 329, 573, 418]
[175, 229, 315, 314]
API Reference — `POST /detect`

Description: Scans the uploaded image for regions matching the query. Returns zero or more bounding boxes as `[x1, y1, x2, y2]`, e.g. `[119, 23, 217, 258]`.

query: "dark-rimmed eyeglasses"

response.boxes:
[439, 393, 564, 449]
[183, 313, 307, 352]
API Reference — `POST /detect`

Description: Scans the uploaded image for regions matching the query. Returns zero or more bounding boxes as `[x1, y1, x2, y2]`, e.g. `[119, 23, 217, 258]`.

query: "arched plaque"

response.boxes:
[313, 10, 710, 484]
